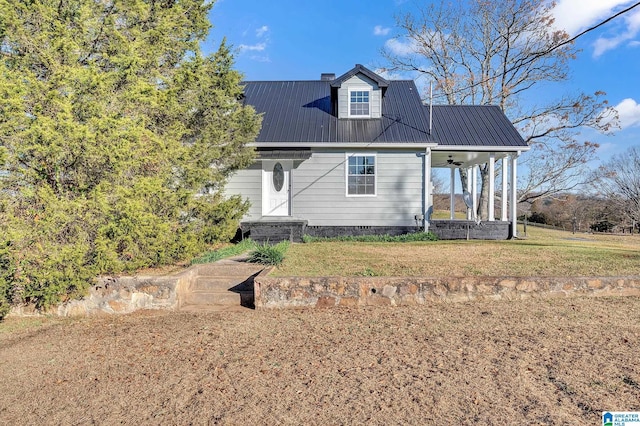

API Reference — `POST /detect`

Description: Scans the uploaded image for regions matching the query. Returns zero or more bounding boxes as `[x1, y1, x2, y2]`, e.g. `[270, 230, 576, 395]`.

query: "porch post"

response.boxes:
[466, 166, 472, 220]
[501, 157, 508, 220]
[510, 153, 519, 238]
[488, 153, 495, 221]
[450, 167, 456, 220]
[472, 165, 478, 220]
[423, 148, 432, 232]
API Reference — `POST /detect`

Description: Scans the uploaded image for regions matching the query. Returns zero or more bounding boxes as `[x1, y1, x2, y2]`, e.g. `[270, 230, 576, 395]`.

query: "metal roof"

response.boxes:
[430, 105, 527, 148]
[242, 71, 527, 149]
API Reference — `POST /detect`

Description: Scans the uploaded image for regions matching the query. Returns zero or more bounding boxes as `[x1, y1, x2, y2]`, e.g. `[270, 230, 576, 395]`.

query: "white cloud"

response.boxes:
[239, 42, 266, 52]
[384, 37, 417, 57]
[250, 55, 271, 63]
[593, 8, 640, 57]
[373, 25, 391, 36]
[552, 0, 634, 34]
[551, 1, 640, 57]
[256, 25, 269, 38]
[614, 98, 640, 129]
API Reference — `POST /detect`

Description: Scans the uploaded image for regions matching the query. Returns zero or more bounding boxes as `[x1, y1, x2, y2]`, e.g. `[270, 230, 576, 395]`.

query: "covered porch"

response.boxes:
[426, 148, 524, 240]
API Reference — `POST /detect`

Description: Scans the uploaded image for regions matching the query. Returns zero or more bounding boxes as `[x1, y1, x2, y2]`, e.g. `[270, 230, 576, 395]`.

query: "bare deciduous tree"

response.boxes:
[591, 146, 640, 230]
[382, 0, 617, 218]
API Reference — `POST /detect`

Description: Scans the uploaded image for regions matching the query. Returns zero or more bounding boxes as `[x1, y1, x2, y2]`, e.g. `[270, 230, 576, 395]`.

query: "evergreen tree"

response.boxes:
[0, 0, 261, 312]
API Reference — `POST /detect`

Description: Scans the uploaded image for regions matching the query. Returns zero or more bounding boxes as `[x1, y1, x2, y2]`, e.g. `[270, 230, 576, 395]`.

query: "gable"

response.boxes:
[336, 74, 383, 119]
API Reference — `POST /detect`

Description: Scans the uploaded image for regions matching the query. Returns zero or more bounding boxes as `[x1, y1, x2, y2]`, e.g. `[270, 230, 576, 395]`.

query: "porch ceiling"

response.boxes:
[431, 150, 510, 168]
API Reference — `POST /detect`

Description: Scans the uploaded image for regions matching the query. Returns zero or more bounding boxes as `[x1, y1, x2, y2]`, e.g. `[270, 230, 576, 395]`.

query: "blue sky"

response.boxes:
[205, 0, 640, 165]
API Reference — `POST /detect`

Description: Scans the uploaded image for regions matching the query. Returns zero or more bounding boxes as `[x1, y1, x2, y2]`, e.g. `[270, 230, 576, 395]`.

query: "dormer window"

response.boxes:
[331, 65, 388, 119]
[349, 90, 370, 117]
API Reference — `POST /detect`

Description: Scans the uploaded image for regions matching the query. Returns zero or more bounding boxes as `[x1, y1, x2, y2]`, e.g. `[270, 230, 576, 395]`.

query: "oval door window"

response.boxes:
[273, 162, 284, 192]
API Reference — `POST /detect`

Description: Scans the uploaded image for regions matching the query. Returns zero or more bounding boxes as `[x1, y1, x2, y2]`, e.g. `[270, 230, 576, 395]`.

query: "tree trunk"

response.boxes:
[478, 164, 490, 220]
[459, 164, 490, 220]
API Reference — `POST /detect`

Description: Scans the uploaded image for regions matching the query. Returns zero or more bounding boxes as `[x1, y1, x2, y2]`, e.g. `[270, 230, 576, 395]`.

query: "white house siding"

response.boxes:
[225, 150, 424, 226]
[225, 162, 262, 219]
[337, 75, 382, 119]
[292, 150, 423, 226]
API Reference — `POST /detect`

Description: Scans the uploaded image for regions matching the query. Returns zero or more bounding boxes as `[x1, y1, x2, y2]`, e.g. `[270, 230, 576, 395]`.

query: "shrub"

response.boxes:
[0, 3, 260, 313]
[247, 241, 290, 266]
[0, 243, 14, 320]
[591, 220, 615, 233]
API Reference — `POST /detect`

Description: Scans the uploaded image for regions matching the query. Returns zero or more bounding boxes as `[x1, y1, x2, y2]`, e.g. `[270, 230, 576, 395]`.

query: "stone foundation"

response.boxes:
[254, 275, 640, 309]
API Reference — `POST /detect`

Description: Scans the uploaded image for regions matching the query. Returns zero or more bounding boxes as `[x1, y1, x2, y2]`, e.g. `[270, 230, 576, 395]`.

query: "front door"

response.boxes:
[262, 160, 291, 216]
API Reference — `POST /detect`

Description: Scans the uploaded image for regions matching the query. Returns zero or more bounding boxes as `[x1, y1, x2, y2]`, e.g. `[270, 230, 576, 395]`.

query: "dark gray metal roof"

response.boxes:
[243, 80, 433, 143]
[430, 105, 527, 148]
[242, 71, 527, 148]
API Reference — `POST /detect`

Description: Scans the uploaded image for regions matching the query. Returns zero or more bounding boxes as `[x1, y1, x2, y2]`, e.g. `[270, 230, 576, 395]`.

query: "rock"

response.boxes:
[316, 296, 336, 308]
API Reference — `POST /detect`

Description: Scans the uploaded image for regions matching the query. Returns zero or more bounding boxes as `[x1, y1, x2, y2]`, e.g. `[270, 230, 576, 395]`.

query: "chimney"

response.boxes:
[320, 73, 335, 81]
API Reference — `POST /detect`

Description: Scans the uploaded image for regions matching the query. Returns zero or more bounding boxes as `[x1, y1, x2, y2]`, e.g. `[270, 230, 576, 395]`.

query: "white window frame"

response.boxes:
[348, 88, 371, 118]
[345, 152, 377, 197]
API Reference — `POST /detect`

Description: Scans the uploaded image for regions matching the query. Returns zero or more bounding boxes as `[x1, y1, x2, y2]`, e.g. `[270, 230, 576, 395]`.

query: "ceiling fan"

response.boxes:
[446, 155, 464, 166]
[434, 155, 464, 167]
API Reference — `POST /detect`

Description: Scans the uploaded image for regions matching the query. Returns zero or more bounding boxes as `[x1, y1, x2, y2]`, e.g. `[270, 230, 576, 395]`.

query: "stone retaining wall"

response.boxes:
[8, 269, 194, 317]
[254, 275, 640, 309]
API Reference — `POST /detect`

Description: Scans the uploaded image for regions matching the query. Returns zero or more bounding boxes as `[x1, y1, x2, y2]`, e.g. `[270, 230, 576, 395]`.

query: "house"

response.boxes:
[225, 64, 529, 242]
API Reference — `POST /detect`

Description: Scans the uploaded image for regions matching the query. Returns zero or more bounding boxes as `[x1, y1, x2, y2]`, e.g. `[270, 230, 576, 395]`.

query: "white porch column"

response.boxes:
[466, 166, 473, 220]
[510, 153, 519, 238]
[488, 153, 495, 221]
[472, 165, 478, 220]
[423, 148, 432, 232]
[501, 157, 508, 220]
[450, 167, 456, 220]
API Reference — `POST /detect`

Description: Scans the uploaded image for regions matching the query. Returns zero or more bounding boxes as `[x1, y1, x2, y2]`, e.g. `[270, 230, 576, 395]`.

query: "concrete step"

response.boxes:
[185, 290, 243, 306]
[191, 276, 254, 292]
[194, 263, 264, 277]
[180, 304, 252, 313]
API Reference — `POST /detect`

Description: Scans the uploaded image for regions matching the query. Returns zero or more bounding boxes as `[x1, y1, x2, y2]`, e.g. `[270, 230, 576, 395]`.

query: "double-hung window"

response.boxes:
[346, 154, 376, 196]
[349, 90, 370, 117]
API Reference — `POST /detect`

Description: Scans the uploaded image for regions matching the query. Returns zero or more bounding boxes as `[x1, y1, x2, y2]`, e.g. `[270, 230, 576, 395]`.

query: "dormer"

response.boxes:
[329, 64, 389, 119]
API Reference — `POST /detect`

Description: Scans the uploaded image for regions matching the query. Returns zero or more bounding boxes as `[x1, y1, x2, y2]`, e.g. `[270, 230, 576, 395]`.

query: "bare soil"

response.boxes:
[1, 297, 639, 425]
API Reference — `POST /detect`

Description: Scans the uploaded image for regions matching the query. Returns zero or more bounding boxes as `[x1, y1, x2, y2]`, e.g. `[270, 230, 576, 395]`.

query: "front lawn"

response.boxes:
[275, 226, 640, 277]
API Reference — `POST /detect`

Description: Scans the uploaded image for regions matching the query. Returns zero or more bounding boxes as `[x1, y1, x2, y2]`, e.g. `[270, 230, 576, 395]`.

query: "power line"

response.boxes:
[427, 1, 640, 98]
[526, 1, 640, 70]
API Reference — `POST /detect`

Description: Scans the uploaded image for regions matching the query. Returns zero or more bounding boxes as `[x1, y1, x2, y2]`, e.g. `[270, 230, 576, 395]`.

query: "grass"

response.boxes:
[274, 225, 640, 277]
[247, 241, 290, 266]
[191, 239, 257, 264]
[0, 316, 72, 335]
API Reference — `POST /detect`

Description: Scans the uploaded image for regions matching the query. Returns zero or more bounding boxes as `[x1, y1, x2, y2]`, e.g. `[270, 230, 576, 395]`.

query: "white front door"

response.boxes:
[262, 160, 291, 216]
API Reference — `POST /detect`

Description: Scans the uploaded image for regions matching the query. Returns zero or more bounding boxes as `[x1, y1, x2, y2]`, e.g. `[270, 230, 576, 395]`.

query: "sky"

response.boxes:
[205, 0, 640, 166]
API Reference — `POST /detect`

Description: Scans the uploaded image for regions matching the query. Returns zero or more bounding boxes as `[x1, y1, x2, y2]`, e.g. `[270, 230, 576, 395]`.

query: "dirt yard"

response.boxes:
[1, 297, 639, 425]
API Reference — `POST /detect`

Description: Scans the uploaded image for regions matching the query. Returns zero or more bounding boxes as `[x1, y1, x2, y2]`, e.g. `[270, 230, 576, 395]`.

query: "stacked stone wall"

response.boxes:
[254, 275, 640, 309]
